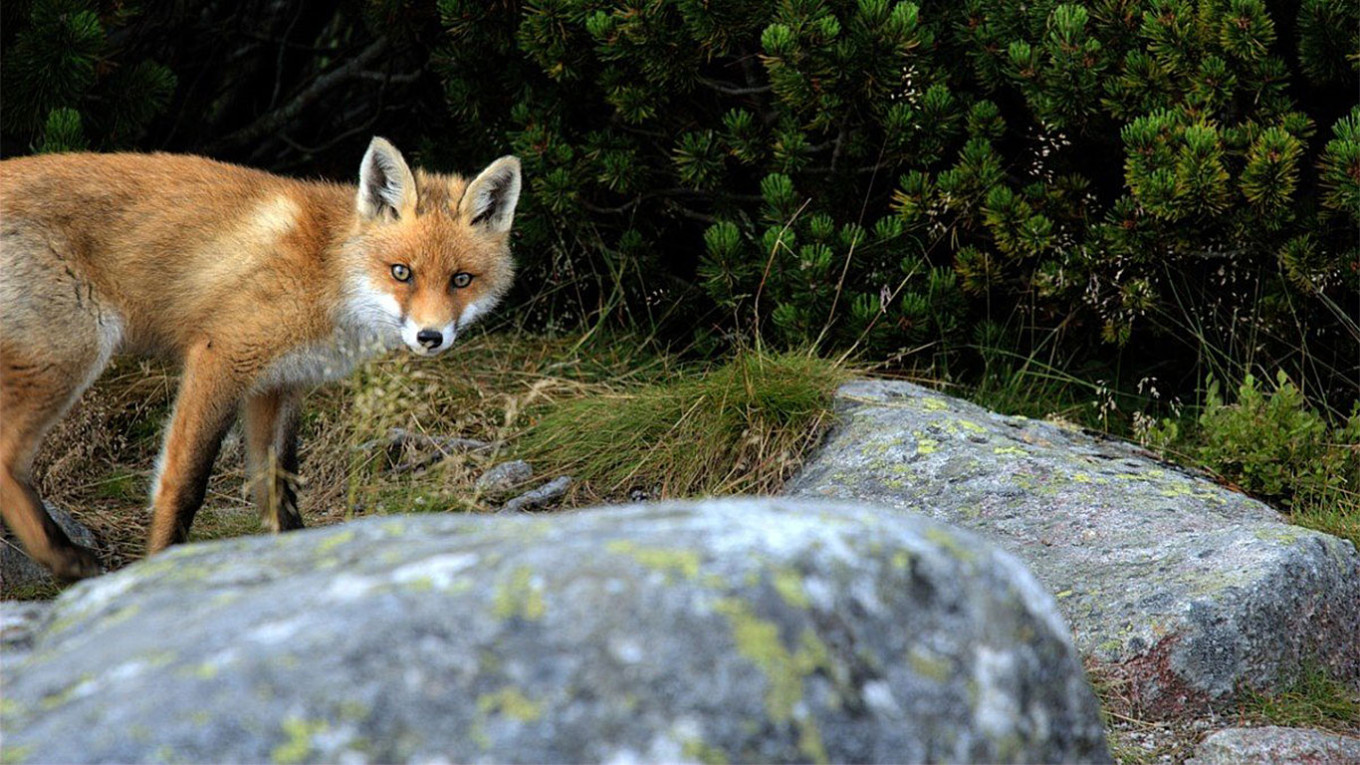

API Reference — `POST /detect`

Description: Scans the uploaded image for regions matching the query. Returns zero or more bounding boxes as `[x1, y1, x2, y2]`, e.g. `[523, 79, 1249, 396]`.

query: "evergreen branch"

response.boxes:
[665, 202, 719, 224]
[356, 71, 422, 84]
[581, 188, 763, 215]
[205, 36, 390, 153]
[696, 76, 771, 96]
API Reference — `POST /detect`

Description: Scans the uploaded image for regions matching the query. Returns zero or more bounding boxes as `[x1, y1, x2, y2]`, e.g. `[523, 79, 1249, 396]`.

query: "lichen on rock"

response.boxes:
[786, 379, 1360, 716]
[1, 499, 1109, 763]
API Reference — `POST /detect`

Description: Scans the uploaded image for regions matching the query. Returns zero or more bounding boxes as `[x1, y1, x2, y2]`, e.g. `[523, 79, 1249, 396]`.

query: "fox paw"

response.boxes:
[51, 544, 104, 582]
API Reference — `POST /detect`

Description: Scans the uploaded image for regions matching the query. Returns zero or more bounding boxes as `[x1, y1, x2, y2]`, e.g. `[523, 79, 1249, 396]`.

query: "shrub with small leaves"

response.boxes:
[1198, 371, 1360, 507]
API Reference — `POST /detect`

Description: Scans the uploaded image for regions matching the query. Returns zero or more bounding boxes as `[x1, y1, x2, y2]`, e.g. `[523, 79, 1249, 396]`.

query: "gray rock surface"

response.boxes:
[1, 499, 1110, 764]
[1186, 726, 1360, 764]
[1, 601, 53, 662]
[1, 505, 98, 596]
[475, 459, 533, 493]
[786, 380, 1360, 716]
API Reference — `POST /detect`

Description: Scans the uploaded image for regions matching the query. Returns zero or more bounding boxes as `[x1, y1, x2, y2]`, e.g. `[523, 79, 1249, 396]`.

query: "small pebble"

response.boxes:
[502, 476, 572, 513]
[476, 460, 534, 493]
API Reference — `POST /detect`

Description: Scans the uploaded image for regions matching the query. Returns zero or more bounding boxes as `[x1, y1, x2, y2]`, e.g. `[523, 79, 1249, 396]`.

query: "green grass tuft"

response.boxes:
[516, 351, 848, 499]
[1240, 662, 1360, 732]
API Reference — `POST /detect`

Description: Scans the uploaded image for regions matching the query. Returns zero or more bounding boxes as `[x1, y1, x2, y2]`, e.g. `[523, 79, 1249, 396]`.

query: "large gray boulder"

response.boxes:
[1, 499, 1110, 764]
[787, 380, 1360, 716]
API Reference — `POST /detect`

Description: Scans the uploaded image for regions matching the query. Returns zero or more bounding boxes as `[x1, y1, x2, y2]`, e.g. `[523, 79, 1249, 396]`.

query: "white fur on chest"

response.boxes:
[255, 323, 398, 391]
[253, 272, 407, 391]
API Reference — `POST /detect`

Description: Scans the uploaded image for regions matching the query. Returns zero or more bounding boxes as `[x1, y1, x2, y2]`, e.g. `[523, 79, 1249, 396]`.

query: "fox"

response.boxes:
[0, 137, 520, 582]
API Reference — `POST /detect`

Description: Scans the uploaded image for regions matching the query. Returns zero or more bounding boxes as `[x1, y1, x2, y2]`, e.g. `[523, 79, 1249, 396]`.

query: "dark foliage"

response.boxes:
[3, 0, 1357, 415]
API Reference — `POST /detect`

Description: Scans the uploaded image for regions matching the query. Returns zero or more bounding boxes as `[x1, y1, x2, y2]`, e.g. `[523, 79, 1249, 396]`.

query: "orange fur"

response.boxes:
[0, 138, 520, 580]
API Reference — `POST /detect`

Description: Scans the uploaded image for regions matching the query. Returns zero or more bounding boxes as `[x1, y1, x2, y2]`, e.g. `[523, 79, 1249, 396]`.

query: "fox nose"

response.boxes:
[416, 329, 443, 349]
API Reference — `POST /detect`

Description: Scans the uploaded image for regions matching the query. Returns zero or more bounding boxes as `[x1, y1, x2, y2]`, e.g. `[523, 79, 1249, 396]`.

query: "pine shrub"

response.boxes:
[434, 0, 1358, 408]
[1, 0, 175, 153]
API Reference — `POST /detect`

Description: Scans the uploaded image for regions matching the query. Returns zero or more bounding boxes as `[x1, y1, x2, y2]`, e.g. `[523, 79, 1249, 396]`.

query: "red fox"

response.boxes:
[0, 138, 520, 581]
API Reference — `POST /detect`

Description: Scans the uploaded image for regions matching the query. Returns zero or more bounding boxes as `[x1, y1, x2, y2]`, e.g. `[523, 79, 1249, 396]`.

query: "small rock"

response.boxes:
[1186, 726, 1360, 765]
[502, 476, 572, 513]
[0, 601, 54, 691]
[1, 504, 98, 597]
[475, 460, 534, 493]
[1, 601, 54, 653]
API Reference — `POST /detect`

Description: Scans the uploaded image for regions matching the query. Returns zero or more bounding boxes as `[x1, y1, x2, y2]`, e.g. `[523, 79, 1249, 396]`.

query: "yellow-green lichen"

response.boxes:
[469, 683, 537, 749]
[957, 419, 986, 433]
[400, 576, 435, 592]
[493, 566, 546, 621]
[771, 568, 810, 609]
[39, 673, 95, 711]
[701, 573, 729, 590]
[993, 446, 1028, 457]
[0, 744, 32, 765]
[335, 700, 369, 722]
[681, 737, 729, 765]
[606, 540, 702, 581]
[798, 713, 827, 765]
[1254, 527, 1303, 545]
[271, 717, 327, 764]
[924, 527, 976, 563]
[477, 687, 543, 722]
[315, 529, 357, 555]
[920, 397, 949, 412]
[211, 591, 242, 607]
[916, 438, 939, 456]
[907, 649, 953, 683]
[713, 598, 830, 765]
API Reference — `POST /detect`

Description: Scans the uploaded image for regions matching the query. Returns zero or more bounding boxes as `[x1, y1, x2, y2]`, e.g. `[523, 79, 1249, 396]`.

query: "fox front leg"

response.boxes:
[243, 387, 304, 533]
[147, 344, 245, 553]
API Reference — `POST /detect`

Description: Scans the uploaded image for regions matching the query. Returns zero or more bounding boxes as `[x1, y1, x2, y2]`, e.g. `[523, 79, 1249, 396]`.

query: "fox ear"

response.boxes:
[459, 156, 521, 233]
[357, 137, 417, 221]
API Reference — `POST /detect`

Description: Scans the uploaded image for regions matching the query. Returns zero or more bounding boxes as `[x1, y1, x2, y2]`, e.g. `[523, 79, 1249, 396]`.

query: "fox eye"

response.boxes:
[391, 264, 412, 283]
[451, 272, 474, 289]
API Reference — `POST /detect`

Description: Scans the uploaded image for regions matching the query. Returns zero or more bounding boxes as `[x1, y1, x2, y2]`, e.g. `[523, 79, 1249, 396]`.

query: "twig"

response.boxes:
[354, 427, 493, 474]
[696, 76, 771, 96]
[206, 36, 390, 153]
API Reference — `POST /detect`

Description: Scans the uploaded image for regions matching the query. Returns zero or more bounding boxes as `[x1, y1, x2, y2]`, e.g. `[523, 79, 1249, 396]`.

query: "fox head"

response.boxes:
[344, 137, 519, 356]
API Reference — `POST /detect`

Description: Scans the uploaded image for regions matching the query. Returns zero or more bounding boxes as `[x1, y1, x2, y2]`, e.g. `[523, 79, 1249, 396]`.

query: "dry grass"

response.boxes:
[1088, 657, 1360, 765]
[15, 331, 842, 584]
